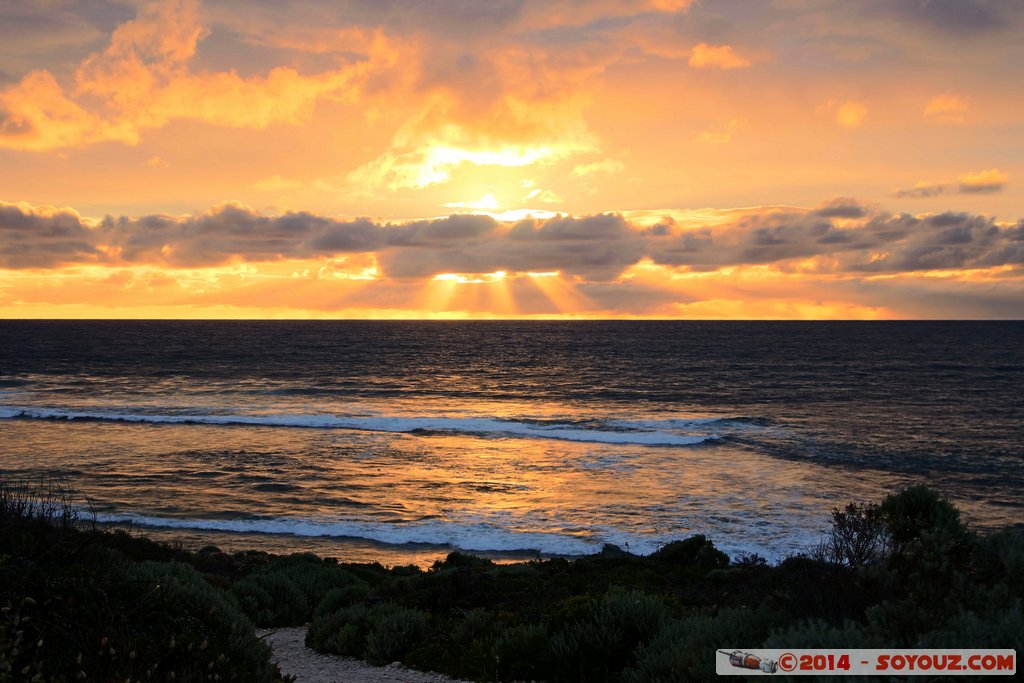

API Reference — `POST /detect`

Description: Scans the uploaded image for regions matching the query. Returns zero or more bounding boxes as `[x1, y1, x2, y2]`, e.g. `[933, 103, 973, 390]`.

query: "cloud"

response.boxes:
[924, 93, 970, 124]
[688, 43, 751, 69]
[894, 169, 1009, 198]
[4, 198, 1023, 285]
[834, 100, 868, 128]
[697, 118, 743, 144]
[957, 169, 1009, 194]
[646, 200, 1024, 275]
[871, 0, 1010, 36]
[0, 0, 397, 151]
[0, 201, 100, 268]
[569, 158, 625, 177]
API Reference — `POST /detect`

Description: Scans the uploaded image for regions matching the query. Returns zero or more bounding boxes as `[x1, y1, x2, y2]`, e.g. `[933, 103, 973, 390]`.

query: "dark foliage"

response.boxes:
[0, 478, 280, 682]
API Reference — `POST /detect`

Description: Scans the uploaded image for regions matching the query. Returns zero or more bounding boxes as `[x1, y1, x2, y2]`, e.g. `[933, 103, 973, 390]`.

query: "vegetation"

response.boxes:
[0, 479, 280, 682]
[3, 478, 1022, 681]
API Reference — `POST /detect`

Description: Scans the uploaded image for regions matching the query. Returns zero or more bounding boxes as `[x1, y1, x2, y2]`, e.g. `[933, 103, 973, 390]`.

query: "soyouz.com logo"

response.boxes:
[715, 649, 1016, 676]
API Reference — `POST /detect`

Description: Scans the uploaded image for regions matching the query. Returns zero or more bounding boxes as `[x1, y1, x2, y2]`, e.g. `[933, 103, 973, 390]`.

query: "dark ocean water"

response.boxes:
[1, 321, 1021, 562]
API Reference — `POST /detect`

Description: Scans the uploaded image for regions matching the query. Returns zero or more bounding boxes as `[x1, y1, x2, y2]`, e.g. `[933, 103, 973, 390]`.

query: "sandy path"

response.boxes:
[258, 627, 468, 683]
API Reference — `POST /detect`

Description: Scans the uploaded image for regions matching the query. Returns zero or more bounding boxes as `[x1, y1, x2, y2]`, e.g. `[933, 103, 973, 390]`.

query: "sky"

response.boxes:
[1, 0, 1022, 319]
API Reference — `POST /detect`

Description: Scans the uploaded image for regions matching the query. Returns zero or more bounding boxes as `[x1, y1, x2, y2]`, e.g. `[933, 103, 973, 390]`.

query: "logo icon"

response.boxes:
[719, 650, 778, 674]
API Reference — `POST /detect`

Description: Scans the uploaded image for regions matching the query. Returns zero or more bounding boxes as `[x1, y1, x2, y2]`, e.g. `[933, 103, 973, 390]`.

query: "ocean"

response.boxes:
[1, 321, 1021, 565]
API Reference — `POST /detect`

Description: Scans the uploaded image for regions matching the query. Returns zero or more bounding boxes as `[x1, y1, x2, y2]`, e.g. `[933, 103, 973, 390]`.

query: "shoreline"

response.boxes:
[119, 523, 559, 568]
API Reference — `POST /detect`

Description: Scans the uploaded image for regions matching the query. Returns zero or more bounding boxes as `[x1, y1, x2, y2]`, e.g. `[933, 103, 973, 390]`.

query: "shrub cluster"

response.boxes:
[0, 479, 280, 681]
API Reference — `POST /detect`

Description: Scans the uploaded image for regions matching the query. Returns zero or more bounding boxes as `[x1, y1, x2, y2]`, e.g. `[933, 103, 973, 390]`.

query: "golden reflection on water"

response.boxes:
[1, 417, 1007, 565]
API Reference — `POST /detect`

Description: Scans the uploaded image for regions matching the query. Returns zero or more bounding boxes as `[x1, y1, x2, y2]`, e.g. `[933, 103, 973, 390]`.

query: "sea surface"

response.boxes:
[1, 321, 1021, 565]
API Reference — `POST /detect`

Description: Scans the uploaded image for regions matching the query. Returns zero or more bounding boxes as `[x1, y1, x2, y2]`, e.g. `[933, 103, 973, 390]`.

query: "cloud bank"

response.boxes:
[3, 198, 1021, 280]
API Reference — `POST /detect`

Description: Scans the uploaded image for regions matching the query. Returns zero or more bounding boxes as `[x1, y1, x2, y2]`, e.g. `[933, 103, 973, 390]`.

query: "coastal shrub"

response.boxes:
[624, 607, 783, 683]
[307, 602, 430, 664]
[544, 594, 598, 633]
[312, 582, 371, 619]
[441, 607, 502, 676]
[596, 588, 672, 643]
[230, 572, 308, 626]
[550, 618, 627, 681]
[330, 605, 374, 656]
[812, 501, 890, 568]
[0, 481, 265, 682]
[763, 618, 879, 649]
[431, 551, 495, 572]
[307, 606, 368, 655]
[973, 529, 1024, 598]
[363, 604, 430, 665]
[450, 607, 501, 647]
[733, 552, 769, 569]
[128, 560, 276, 681]
[550, 588, 671, 681]
[493, 622, 551, 681]
[262, 558, 362, 611]
[916, 598, 1024, 648]
[878, 485, 969, 554]
[774, 555, 864, 623]
[651, 535, 729, 571]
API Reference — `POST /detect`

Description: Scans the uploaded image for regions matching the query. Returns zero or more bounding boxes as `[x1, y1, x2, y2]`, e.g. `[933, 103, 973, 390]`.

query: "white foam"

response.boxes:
[96, 512, 607, 555]
[0, 407, 714, 446]
[91, 511, 811, 562]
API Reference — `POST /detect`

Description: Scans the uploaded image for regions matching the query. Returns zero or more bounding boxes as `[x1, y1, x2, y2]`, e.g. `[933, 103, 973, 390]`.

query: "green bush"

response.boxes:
[312, 583, 371, 620]
[550, 588, 672, 681]
[651, 535, 729, 570]
[878, 485, 972, 557]
[431, 551, 495, 572]
[917, 598, 1024, 648]
[763, 618, 881, 649]
[229, 572, 308, 626]
[812, 501, 890, 568]
[264, 553, 361, 604]
[493, 623, 550, 681]
[364, 604, 430, 665]
[129, 560, 277, 682]
[307, 602, 430, 665]
[307, 604, 370, 654]
[624, 607, 782, 683]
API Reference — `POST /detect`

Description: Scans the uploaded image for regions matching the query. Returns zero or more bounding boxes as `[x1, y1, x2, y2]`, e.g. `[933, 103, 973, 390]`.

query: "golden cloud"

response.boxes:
[923, 93, 970, 124]
[0, 0, 397, 152]
[688, 44, 751, 69]
[835, 100, 868, 128]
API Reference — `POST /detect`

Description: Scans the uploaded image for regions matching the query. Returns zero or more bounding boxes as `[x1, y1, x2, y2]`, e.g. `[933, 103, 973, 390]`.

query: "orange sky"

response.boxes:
[1, 0, 1022, 319]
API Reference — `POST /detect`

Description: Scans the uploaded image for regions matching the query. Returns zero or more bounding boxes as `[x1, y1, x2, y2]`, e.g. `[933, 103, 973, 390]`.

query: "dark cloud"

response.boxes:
[893, 184, 948, 199]
[3, 200, 1023, 281]
[894, 175, 1008, 199]
[847, 213, 1008, 272]
[872, 0, 1010, 36]
[387, 214, 496, 246]
[510, 213, 630, 240]
[0, 202, 99, 268]
[814, 198, 869, 219]
[959, 180, 1006, 194]
[648, 204, 1023, 275]
[309, 218, 385, 253]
